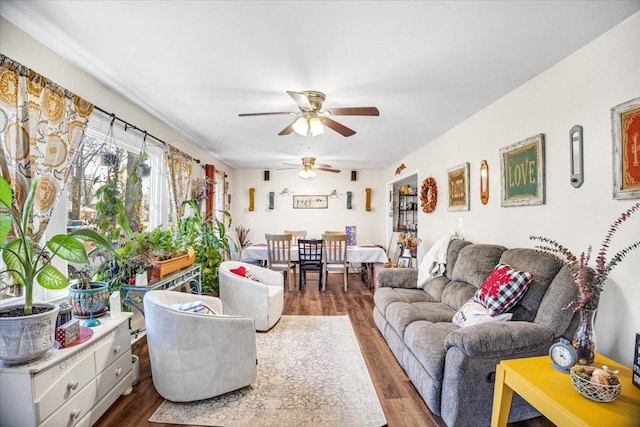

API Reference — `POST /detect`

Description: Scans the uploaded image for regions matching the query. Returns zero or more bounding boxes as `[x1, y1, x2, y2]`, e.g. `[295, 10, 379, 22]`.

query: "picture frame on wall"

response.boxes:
[292, 195, 328, 209]
[612, 96, 640, 200]
[499, 134, 545, 207]
[447, 162, 470, 211]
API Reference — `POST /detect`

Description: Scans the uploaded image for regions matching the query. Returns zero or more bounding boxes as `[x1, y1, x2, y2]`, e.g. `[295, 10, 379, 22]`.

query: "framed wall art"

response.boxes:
[447, 162, 469, 211]
[612, 96, 640, 200]
[293, 195, 328, 209]
[500, 134, 545, 207]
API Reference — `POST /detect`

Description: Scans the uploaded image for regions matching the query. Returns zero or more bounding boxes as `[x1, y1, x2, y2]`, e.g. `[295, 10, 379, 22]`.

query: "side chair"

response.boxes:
[297, 239, 324, 291]
[265, 233, 296, 291]
[322, 233, 349, 292]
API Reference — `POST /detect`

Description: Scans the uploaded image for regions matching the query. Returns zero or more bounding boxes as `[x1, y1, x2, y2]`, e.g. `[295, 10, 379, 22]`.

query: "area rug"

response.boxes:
[149, 315, 387, 426]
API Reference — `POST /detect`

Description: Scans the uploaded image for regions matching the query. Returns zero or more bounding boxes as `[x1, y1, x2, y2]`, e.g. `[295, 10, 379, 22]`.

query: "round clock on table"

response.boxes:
[549, 338, 578, 372]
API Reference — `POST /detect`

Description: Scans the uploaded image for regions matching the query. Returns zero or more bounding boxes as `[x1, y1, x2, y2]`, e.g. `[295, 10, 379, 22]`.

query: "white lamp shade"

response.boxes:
[309, 116, 324, 136]
[292, 117, 309, 136]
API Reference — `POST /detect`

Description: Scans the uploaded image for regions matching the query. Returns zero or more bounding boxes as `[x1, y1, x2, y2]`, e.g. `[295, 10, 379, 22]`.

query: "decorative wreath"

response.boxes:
[421, 177, 437, 213]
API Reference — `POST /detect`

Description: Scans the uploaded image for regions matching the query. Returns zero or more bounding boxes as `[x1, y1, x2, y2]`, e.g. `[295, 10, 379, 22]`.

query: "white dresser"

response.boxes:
[0, 313, 133, 427]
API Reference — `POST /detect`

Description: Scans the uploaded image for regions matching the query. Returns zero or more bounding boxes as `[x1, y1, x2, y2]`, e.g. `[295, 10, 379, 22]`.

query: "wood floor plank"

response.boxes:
[95, 271, 551, 427]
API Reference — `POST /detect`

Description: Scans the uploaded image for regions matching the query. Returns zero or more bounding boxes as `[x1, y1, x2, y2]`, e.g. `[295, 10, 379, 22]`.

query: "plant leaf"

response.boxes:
[46, 235, 89, 264]
[37, 264, 69, 289]
[68, 229, 115, 252]
[0, 177, 12, 209]
[2, 238, 30, 285]
[0, 215, 11, 246]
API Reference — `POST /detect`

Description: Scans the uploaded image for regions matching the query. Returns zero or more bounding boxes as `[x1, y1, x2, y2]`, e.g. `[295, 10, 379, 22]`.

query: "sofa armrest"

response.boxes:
[444, 321, 553, 358]
[376, 268, 418, 289]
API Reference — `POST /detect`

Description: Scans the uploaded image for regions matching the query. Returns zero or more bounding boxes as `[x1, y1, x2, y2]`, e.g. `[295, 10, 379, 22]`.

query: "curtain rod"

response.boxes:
[93, 105, 202, 165]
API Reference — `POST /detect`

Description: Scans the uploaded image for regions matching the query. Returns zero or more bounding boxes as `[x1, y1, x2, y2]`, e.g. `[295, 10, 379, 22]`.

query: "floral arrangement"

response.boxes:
[530, 202, 640, 311]
[398, 232, 421, 250]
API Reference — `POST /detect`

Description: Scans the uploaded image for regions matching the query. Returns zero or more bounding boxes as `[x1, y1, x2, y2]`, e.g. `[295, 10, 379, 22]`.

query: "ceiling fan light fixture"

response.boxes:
[298, 168, 317, 179]
[292, 116, 309, 136]
[309, 116, 324, 136]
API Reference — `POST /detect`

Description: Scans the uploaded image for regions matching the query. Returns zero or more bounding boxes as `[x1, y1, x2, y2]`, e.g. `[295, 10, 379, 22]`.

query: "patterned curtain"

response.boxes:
[164, 144, 193, 220]
[205, 164, 215, 219]
[0, 55, 94, 242]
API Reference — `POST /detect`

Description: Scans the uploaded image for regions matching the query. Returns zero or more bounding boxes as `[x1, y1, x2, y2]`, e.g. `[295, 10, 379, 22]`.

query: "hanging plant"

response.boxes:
[101, 115, 119, 167]
[136, 132, 151, 178]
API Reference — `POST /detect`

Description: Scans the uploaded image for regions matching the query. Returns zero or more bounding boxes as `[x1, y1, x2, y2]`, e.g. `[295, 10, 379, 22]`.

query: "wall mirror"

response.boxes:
[570, 125, 584, 188]
[480, 160, 489, 204]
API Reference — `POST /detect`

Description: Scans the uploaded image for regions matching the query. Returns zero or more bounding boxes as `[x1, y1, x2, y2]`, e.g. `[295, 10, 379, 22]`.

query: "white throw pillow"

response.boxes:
[452, 300, 512, 328]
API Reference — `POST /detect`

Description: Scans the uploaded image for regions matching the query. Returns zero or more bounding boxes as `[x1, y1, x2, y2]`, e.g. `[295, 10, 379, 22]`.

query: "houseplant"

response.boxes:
[530, 202, 640, 364]
[179, 200, 232, 294]
[0, 176, 112, 363]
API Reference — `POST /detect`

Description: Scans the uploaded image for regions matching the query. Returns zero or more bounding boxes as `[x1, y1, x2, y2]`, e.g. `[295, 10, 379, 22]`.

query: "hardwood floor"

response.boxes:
[96, 272, 553, 427]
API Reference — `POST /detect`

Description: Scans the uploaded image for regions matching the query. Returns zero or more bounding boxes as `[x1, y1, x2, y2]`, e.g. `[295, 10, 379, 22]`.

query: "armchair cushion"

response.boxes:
[170, 300, 218, 315]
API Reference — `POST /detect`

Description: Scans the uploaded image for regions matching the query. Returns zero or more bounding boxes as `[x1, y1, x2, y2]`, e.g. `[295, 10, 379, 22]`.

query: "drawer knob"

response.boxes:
[67, 380, 79, 390]
[115, 367, 123, 377]
[69, 409, 81, 419]
[113, 345, 122, 354]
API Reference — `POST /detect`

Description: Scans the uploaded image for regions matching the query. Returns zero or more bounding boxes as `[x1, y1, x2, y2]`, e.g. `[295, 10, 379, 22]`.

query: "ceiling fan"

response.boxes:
[281, 157, 341, 179]
[239, 90, 379, 137]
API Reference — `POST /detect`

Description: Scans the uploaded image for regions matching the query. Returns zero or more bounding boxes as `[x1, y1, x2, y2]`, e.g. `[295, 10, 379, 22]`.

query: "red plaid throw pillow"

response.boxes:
[473, 263, 533, 316]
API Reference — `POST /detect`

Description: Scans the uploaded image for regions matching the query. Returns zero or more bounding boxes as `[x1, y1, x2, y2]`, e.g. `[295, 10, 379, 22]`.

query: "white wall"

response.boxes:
[231, 169, 386, 246]
[387, 12, 640, 366]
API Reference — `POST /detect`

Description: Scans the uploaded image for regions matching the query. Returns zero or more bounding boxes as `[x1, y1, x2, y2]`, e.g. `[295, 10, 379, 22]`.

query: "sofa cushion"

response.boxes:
[444, 240, 473, 280]
[440, 281, 478, 310]
[385, 301, 456, 338]
[453, 300, 512, 327]
[373, 287, 435, 315]
[499, 249, 563, 321]
[451, 244, 507, 286]
[474, 263, 533, 316]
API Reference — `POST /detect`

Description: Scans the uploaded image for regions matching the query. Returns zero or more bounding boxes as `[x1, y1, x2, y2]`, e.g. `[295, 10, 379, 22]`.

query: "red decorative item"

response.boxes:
[420, 177, 437, 213]
[56, 319, 80, 348]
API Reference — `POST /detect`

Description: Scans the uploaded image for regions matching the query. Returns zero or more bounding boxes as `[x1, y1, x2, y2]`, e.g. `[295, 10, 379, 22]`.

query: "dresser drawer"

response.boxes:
[94, 330, 130, 373]
[39, 380, 97, 427]
[96, 349, 132, 401]
[34, 351, 96, 423]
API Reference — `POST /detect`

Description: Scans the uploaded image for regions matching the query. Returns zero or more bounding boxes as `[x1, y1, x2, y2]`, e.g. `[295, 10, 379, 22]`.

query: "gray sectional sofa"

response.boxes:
[373, 240, 580, 427]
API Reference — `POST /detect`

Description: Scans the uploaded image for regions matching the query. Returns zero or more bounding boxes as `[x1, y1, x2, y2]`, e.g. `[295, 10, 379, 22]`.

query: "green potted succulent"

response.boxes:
[0, 176, 112, 364]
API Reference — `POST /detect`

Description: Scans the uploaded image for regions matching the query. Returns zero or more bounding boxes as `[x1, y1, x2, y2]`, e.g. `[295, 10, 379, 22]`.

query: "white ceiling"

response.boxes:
[2, 1, 639, 172]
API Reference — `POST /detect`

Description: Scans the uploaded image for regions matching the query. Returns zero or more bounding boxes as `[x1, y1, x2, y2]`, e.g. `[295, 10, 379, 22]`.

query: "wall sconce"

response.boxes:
[480, 160, 489, 205]
[269, 192, 274, 210]
[249, 188, 255, 211]
[346, 191, 353, 209]
[570, 125, 583, 188]
[365, 188, 372, 211]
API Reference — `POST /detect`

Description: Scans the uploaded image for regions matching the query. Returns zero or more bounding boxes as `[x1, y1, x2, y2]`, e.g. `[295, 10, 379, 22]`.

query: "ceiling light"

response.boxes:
[292, 116, 309, 136]
[309, 116, 324, 136]
[298, 168, 317, 179]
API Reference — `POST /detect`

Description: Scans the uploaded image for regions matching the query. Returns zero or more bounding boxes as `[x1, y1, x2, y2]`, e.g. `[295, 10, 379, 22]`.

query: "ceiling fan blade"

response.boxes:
[238, 111, 295, 117]
[316, 167, 341, 173]
[278, 123, 295, 135]
[322, 117, 356, 137]
[287, 91, 312, 110]
[325, 107, 379, 116]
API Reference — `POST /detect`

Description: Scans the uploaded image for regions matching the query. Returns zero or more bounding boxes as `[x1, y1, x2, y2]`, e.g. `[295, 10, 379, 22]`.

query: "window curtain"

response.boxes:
[0, 55, 94, 242]
[164, 144, 193, 220]
[205, 164, 215, 219]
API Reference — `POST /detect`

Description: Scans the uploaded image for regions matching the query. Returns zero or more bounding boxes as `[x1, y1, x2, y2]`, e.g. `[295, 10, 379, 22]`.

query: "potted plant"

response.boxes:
[0, 177, 112, 364]
[179, 200, 232, 294]
[67, 249, 113, 322]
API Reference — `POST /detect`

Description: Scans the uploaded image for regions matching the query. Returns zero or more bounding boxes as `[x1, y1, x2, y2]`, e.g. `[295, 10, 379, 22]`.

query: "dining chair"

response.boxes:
[265, 233, 296, 291]
[322, 233, 349, 291]
[284, 230, 307, 245]
[324, 230, 346, 236]
[297, 239, 324, 291]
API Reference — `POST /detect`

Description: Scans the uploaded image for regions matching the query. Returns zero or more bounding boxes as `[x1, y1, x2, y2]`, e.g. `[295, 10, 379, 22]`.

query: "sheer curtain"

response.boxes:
[0, 55, 93, 242]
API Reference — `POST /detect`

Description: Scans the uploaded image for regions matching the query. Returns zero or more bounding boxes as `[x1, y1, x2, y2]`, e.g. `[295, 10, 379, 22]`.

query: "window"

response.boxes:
[67, 111, 166, 237]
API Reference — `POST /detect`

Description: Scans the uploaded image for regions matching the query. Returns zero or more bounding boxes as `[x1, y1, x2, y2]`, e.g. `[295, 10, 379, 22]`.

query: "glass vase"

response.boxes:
[572, 308, 597, 365]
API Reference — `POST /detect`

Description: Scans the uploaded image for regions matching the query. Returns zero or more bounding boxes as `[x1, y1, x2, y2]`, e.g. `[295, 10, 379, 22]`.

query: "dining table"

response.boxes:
[241, 243, 388, 288]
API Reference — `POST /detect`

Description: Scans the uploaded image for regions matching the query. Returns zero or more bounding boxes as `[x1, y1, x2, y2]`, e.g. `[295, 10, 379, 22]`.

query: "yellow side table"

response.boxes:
[491, 354, 640, 427]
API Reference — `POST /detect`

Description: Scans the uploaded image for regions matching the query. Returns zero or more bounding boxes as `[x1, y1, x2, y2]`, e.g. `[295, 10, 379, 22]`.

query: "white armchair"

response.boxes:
[219, 261, 284, 331]
[143, 290, 257, 402]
